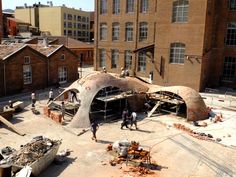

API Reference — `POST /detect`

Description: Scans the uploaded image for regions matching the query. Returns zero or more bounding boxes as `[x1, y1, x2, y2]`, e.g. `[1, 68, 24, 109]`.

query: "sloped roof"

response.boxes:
[0, 43, 26, 60]
[28, 44, 63, 57]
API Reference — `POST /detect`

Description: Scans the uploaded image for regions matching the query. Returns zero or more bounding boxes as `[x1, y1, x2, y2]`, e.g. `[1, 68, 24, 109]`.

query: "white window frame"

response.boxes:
[100, 23, 107, 41]
[100, 0, 107, 14]
[138, 52, 146, 72]
[125, 22, 133, 41]
[112, 23, 120, 41]
[111, 49, 119, 68]
[126, 0, 134, 13]
[125, 50, 132, 69]
[172, 0, 189, 23]
[113, 0, 120, 14]
[139, 22, 148, 41]
[99, 49, 106, 67]
[23, 65, 32, 85]
[170, 43, 185, 64]
[226, 22, 236, 46]
[58, 66, 67, 84]
[140, 0, 148, 13]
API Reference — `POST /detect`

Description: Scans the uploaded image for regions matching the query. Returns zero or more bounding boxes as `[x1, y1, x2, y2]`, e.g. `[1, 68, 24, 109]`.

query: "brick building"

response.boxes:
[7, 18, 31, 36]
[0, 0, 3, 41]
[94, 0, 236, 91]
[0, 43, 79, 96]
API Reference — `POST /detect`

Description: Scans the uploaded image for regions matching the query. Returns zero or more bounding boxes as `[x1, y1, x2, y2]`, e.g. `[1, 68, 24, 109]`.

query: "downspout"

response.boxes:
[3, 62, 6, 96]
[133, 0, 140, 77]
[47, 58, 50, 86]
[95, 0, 99, 70]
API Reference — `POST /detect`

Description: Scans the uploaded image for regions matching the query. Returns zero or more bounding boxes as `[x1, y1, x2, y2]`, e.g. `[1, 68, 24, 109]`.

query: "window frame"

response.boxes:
[139, 22, 148, 41]
[112, 22, 120, 41]
[138, 52, 146, 72]
[172, 0, 189, 23]
[226, 22, 236, 46]
[99, 49, 106, 67]
[24, 56, 30, 64]
[126, 0, 134, 13]
[113, 0, 121, 14]
[169, 43, 186, 64]
[100, 0, 107, 14]
[140, 0, 149, 13]
[58, 66, 67, 84]
[111, 49, 119, 68]
[124, 50, 132, 69]
[23, 65, 32, 85]
[125, 22, 133, 41]
[100, 23, 108, 41]
[222, 57, 236, 82]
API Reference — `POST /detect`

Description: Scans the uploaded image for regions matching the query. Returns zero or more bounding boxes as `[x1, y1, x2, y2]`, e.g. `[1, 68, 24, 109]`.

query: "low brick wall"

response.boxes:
[44, 106, 62, 123]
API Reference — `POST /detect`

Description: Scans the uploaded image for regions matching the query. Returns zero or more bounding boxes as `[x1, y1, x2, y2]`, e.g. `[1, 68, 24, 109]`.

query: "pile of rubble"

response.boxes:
[0, 136, 61, 167]
[173, 123, 215, 141]
[106, 140, 157, 176]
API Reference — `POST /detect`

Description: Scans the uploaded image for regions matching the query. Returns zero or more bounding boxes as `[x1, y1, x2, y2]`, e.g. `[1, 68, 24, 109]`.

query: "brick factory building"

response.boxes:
[94, 0, 236, 91]
[0, 43, 79, 96]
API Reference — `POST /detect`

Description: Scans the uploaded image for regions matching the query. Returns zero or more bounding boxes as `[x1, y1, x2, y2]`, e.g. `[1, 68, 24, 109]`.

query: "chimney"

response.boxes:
[50, 1, 53, 7]
[43, 37, 49, 48]
[24, 3, 27, 8]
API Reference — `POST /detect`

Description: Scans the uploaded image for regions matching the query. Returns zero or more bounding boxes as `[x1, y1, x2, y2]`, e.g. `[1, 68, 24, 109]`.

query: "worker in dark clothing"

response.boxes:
[121, 108, 129, 129]
[71, 90, 78, 102]
[91, 122, 99, 142]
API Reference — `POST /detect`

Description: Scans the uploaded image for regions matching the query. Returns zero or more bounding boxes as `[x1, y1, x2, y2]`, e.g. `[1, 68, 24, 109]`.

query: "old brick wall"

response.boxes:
[48, 46, 79, 85]
[70, 48, 93, 65]
[5, 47, 47, 95]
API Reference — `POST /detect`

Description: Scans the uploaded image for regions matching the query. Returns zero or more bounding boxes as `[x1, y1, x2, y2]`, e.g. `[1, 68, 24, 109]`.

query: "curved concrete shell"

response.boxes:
[148, 85, 208, 121]
[56, 72, 208, 128]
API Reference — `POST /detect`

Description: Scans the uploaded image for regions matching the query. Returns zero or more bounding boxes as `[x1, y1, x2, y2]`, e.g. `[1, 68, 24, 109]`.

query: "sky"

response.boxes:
[2, 0, 94, 11]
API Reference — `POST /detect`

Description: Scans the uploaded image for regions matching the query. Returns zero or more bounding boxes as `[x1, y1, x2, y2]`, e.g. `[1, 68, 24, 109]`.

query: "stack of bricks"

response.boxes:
[44, 106, 62, 124]
[50, 111, 62, 124]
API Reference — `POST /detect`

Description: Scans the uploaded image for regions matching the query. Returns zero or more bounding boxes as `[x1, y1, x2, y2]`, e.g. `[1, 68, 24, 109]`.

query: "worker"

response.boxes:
[31, 91, 36, 107]
[71, 90, 78, 102]
[47, 89, 54, 104]
[8, 100, 13, 108]
[121, 108, 129, 129]
[91, 121, 99, 142]
[129, 112, 138, 130]
[101, 67, 107, 73]
[61, 101, 66, 123]
[120, 67, 125, 78]
[125, 69, 130, 76]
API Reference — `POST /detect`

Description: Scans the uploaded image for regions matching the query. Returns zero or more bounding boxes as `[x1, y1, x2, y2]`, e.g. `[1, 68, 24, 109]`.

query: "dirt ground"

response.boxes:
[1, 95, 236, 177]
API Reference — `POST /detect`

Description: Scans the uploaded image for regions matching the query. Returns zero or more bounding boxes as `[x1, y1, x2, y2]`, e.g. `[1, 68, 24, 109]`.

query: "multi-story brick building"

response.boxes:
[0, 0, 3, 42]
[94, 0, 236, 91]
[0, 43, 79, 96]
[15, 3, 91, 42]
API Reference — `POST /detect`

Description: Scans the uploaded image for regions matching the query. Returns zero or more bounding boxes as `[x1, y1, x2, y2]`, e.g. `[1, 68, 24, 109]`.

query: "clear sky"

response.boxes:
[2, 0, 94, 11]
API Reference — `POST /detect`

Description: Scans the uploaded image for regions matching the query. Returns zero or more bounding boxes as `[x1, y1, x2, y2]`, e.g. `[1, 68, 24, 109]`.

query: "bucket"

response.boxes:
[0, 165, 12, 177]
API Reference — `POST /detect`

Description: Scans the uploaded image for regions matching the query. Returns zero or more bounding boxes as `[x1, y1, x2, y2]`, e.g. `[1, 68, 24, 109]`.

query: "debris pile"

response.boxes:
[0, 136, 61, 167]
[173, 123, 214, 141]
[123, 166, 155, 176]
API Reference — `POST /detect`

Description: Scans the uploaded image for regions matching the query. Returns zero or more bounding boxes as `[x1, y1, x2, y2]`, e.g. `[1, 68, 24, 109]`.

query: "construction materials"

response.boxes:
[0, 115, 25, 136]
[147, 101, 162, 117]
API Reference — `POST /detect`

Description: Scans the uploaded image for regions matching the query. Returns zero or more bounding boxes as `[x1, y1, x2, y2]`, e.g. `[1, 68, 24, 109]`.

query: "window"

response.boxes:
[230, 0, 236, 10]
[126, 0, 134, 13]
[24, 56, 30, 64]
[60, 54, 65, 60]
[226, 22, 236, 46]
[74, 31, 76, 36]
[100, 23, 107, 40]
[64, 30, 67, 35]
[125, 22, 133, 41]
[58, 67, 67, 84]
[82, 17, 86, 22]
[172, 0, 189, 23]
[170, 43, 185, 64]
[87, 17, 89, 22]
[68, 22, 72, 28]
[140, 0, 148, 13]
[74, 15, 76, 21]
[23, 65, 32, 85]
[125, 50, 132, 69]
[138, 52, 146, 71]
[68, 30, 72, 36]
[113, 0, 120, 14]
[77, 23, 81, 29]
[99, 49, 106, 67]
[64, 22, 67, 28]
[77, 16, 81, 21]
[222, 57, 236, 82]
[111, 49, 119, 68]
[139, 22, 148, 41]
[100, 0, 107, 14]
[67, 14, 72, 20]
[64, 13, 67, 20]
[77, 31, 81, 36]
[112, 23, 120, 41]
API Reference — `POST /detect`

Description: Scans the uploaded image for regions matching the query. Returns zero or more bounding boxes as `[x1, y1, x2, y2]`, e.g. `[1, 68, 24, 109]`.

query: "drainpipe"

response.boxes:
[133, 0, 140, 77]
[95, 0, 99, 71]
[3, 62, 6, 96]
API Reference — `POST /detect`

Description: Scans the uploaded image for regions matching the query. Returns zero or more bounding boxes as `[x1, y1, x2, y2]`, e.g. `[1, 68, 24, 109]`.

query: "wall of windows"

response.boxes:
[222, 57, 236, 82]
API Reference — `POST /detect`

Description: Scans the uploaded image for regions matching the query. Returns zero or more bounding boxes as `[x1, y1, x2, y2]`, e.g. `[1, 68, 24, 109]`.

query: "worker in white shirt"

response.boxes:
[47, 89, 54, 104]
[129, 112, 138, 130]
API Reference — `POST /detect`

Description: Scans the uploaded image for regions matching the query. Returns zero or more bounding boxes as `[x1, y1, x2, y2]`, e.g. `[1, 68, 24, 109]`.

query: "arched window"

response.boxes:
[170, 43, 186, 64]
[112, 22, 120, 41]
[139, 22, 148, 41]
[125, 22, 133, 41]
[172, 0, 189, 23]
[100, 23, 107, 40]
